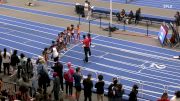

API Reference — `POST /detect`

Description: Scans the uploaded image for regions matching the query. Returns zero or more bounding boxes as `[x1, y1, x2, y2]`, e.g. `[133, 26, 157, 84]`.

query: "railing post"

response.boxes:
[109, 22, 112, 37]
[146, 21, 149, 36]
[99, 15, 102, 28]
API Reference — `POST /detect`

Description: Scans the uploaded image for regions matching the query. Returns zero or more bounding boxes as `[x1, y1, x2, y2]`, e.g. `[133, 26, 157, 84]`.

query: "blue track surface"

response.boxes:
[0, 4, 180, 101]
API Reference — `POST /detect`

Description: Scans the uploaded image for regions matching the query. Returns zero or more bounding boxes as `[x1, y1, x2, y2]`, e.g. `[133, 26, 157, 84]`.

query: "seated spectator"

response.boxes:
[108, 77, 124, 101]
[157, 92, 170, 101]
[135, 8, 141, 24]
[95, 74, 105, 101]
[170, 91, 180, 101]
[118, 9, 126, 21]
[129, 84, 139, 101]
[127, 10, 134, 24]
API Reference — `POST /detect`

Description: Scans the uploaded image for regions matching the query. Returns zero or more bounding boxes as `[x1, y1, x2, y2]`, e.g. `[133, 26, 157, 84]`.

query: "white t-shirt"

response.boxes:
[1, 52, 11, 63]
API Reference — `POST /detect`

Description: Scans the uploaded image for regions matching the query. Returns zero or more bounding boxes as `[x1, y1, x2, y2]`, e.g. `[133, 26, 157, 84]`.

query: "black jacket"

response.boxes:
[83, 78, 93, 96]
[95, 81, 105, 94]
[10, 54, 20, 66]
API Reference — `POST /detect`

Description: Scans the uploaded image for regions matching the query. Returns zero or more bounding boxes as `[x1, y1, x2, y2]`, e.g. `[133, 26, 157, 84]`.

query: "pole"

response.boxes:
[89, 20, 90, 33]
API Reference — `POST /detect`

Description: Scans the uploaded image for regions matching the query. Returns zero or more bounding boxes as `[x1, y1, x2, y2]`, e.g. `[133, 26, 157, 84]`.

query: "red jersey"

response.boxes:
[83, 38, 90, 47]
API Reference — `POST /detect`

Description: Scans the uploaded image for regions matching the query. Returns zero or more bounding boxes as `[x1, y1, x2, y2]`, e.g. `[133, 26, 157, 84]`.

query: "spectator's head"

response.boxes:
[87, 73, 92, 79]
[175, 91, 180, 98]
[76, 67, 81, 73]
[53, 72, 58, 77]
[27, 58, 31, 62]
[20, 53, 25, 59]
[83, 35, 86, 39]
[113, 77, 118, 84]
[132, 84, 139, 91]
[98, 74, 103, 81]
[67, 62, 71, 68]
[4, 48, 7, 52]
[161, 92, 168, 99]
[13, 50, 17, 55]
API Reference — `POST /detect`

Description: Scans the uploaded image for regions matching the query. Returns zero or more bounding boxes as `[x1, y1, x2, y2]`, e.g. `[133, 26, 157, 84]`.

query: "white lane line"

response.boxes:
[0, 26, 53, 41]
[0, 32, 50, 45]
[94, 43, 180, 63]
[68, 49, 180, 77]
[0, 37, 43, 50]
[94, 38, 175, 57]
[74, 45, 180, 75]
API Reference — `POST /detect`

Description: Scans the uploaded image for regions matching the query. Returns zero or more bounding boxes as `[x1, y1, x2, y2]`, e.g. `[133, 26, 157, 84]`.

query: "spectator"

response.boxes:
[157, 92, 169, 101]
[19, 53, 27, 78]
[38, 58, 50, 94]
[170, 91, 180, 101]
[127, 10, 134, 24]
[118, 9, 126, 21]
[95, 74, 105, 101]
[10, 50, 20, 74]
[135, 8, 141, 24]
[129, 84, 139, 101]
[52, 61, 64, 92]
[26, 58, 33, 79]
[174, 11, 180, 33]
[51, 72, 60, 101]
[73, 67, 82, 101]
[0, 78, 3, 92]
[108, 77, 124, 101]
[1, 48, 11, 75]
[67, 62, 75, 96]
[83, 73, 93, 101]
[0, 49, 2, 73]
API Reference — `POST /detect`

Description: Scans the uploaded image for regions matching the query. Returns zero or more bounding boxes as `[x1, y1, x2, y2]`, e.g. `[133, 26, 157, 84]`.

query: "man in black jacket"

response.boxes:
[83, 74, 93, 101]
[52, 61, 64, 92]
[10, 50, 20, 74]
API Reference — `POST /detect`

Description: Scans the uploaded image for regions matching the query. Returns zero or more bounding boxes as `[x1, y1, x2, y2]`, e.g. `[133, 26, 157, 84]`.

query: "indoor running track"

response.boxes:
[0, 15, 180, 101]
